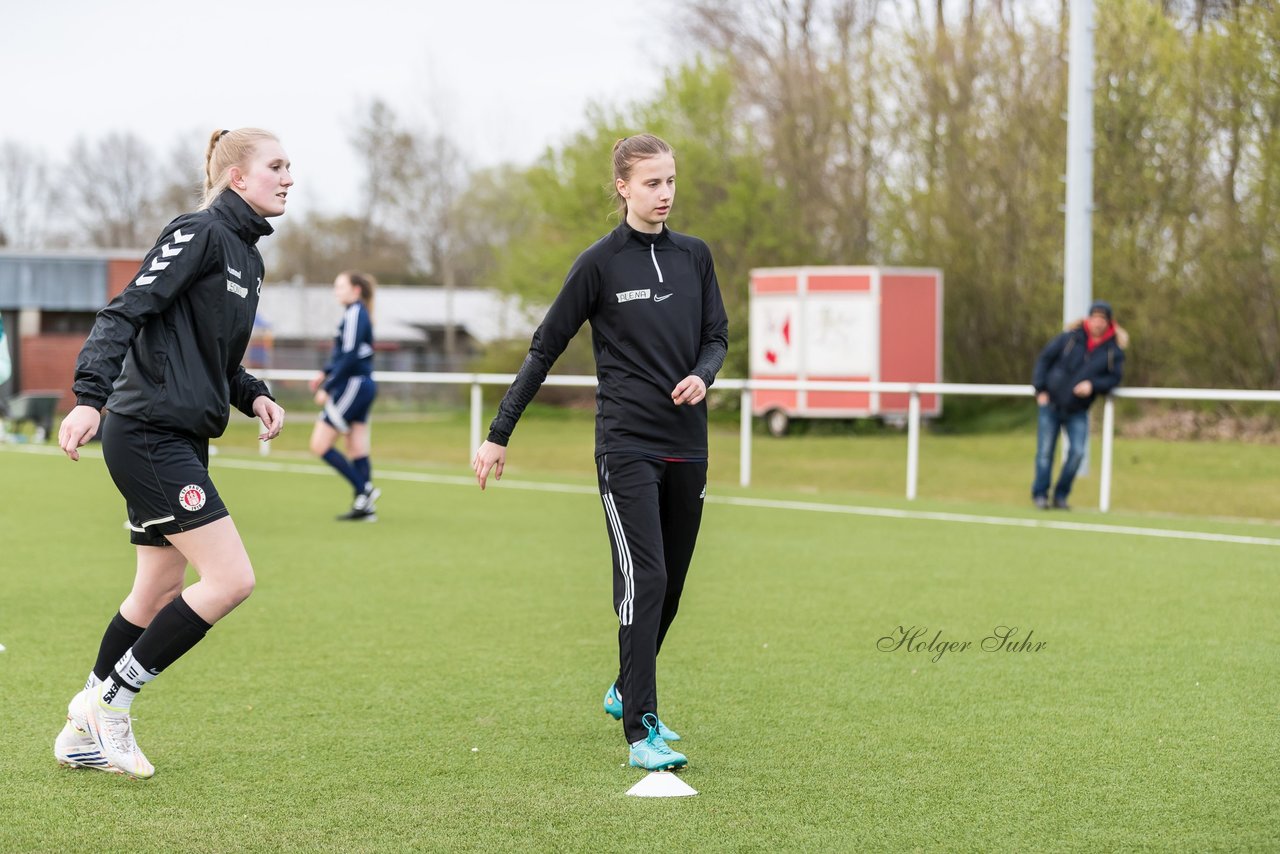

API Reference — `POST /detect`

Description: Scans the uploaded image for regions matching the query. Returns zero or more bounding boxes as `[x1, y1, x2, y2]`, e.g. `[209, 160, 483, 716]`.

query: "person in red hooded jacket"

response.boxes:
[1031, 300, 1127, 509]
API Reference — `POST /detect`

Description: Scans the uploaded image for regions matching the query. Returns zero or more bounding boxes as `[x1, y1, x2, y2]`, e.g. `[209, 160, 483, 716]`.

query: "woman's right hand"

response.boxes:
[307, 371, 325, 393]
[1036, 391, 1049, 406]
[57, 405, 102, 462]
[472, 440, 507, 491]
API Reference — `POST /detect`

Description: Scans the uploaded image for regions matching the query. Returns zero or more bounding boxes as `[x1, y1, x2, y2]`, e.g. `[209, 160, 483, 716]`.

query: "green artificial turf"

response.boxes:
[1, 435, 1277, 852]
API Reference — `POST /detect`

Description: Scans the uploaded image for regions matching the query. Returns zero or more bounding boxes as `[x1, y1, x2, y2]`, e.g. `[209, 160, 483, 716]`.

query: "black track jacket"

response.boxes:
[72, 190, 274, 438]
[488, 222, 729, 459]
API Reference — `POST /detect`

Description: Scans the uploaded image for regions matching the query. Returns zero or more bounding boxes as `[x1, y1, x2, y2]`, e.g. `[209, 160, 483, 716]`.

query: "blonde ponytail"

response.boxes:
[201, 127, 278, 210]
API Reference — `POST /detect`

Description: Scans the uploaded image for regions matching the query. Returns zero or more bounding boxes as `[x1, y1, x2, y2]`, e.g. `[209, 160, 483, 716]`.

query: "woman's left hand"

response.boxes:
[313, 389, 328, 406]
[57, 405, 102, 461]
[252, 395, 286, 441]
[671, 375, 707, 406]
[472, 440, 507, 490]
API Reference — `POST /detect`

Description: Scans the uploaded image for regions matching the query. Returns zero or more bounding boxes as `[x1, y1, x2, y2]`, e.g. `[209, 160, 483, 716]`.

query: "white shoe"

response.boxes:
[53, 690, 110, 770]
[83, 686, 155, 779]
[352, 486, 381, 513]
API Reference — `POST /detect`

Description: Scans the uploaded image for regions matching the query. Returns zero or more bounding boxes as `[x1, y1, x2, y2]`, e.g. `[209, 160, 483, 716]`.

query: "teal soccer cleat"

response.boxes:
[603, 684, 680, 740]
[628, 713, 688, 771]
[603, 683, 623, 719]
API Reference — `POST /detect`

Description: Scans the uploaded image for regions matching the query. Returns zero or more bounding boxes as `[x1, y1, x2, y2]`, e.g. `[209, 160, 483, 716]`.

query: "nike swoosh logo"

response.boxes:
[654, 294, 673, 302]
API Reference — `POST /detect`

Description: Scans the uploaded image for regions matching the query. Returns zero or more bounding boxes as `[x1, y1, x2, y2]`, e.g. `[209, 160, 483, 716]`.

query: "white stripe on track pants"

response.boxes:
[598, 453, 706, 744]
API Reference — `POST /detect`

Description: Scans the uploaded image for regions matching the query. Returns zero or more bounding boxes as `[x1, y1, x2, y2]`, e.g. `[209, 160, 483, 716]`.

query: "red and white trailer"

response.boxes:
[749, 266, 943, 435]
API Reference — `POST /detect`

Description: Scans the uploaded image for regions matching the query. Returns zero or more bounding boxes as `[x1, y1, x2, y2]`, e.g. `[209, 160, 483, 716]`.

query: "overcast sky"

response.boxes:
[2, 0, 680, 218]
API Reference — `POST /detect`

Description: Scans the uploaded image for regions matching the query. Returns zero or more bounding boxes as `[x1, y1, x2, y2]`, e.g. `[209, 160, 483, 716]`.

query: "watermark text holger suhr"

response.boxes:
[878, 625, 1047, 663]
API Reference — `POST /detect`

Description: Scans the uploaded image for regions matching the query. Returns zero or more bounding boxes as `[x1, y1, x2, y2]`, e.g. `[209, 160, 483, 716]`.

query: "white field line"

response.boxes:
[709, 495, 1280, 548]
[8, 444, 1280, 548]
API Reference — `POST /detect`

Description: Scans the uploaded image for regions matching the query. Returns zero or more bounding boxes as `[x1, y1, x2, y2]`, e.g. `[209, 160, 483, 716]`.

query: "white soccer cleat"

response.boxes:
[352, 486, 381, 513]
[53, 690, 111, 770]
[82, 687, 155, 779]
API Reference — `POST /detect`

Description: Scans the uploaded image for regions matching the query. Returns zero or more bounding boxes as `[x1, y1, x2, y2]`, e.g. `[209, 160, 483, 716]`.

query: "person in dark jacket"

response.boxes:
[472, 133, 729, 772]
[1031, 300, 1127, 509]
[54, 127, 291, 778]
[308, 270, 380, 521]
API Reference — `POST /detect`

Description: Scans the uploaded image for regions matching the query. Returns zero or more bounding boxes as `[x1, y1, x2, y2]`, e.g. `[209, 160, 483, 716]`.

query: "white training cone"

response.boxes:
[626, 771, 698, 798]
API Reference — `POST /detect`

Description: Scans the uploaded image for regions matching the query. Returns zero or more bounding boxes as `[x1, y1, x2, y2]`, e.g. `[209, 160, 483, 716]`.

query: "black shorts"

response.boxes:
[101, 412, 229, 547]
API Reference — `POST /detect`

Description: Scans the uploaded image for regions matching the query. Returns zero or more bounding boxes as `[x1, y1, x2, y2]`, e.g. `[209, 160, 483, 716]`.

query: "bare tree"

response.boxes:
[155, 133, 205, 219]
[686, 0, 886, 260]
[401, 130, 470, 359]
[62, 132, 160, 248]
[350, 99, 422, 253]
[349, 99, 472, 364]
[266, 212, 417, 284]
[0, 141, 54, 248]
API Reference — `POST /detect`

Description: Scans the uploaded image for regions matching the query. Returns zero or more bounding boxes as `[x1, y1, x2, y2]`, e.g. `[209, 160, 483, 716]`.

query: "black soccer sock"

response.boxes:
[100, 597, 212, 710]
[92, 611, 146, 683]
[126, 594, 213, 679]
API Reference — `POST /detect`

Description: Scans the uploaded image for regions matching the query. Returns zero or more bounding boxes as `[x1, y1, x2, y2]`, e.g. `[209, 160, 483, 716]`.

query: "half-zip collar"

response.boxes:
[213, 189, 275, 245]
[649, 244, 664, 283]
[621, 221, 669, 285]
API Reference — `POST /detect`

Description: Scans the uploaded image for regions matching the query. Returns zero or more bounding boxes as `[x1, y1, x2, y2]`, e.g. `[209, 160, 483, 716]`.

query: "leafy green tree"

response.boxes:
[448, 0, 1280, 394]
[879, 1, 1067, 382]
[1094, 0, 1280, 388]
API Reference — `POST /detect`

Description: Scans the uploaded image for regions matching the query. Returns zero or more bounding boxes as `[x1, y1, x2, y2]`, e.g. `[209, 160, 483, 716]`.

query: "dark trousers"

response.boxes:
[597, 453, 706, 744]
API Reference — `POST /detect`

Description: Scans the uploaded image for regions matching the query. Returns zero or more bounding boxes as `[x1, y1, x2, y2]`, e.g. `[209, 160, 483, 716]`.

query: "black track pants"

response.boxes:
[597, 453, 706, 744]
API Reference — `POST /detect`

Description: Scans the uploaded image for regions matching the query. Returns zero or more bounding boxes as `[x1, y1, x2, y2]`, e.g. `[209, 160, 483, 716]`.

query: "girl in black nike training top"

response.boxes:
[53, 128, 291, 779]
[473, 133, 728, 771]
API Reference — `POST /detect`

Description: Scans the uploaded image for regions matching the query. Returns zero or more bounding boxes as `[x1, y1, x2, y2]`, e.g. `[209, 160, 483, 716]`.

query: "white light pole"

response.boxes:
[1064, 0, 1096, 479]
[1064, 0, 1095, 323]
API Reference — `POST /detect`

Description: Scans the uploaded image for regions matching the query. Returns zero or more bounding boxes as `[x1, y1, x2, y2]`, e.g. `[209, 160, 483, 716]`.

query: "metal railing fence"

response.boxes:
[258, 370, 1280, 514]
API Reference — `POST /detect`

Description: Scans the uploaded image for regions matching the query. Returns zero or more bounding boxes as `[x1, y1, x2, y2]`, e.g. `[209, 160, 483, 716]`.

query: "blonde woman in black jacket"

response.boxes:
[54, 127, 291, 778]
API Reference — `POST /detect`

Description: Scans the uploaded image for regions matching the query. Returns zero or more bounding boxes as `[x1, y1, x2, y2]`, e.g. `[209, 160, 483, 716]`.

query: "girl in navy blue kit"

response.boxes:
[473, 134, 729, 771]
[309, 270, 380, 521]
[54, 127, 291, 778]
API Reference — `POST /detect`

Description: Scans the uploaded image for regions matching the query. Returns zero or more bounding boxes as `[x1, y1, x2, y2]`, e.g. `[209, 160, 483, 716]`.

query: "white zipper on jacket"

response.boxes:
[649, 244, 664, 284]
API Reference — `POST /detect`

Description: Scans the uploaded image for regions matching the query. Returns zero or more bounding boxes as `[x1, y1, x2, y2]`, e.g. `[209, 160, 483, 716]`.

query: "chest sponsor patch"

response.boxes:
[616, 289, 651, 304]
[178, 484, 207, 512]
[227, 279, 248, 298]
